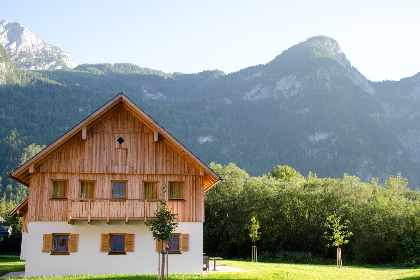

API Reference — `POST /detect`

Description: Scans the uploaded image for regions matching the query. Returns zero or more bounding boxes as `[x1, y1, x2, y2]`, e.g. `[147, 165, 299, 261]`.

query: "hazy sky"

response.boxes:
[2, 0, 419, 81]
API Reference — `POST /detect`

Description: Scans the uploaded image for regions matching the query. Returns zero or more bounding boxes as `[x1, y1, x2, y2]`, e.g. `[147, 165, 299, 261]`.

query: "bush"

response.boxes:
[0, 228, 21, 255]
[395, 236, 420, 266]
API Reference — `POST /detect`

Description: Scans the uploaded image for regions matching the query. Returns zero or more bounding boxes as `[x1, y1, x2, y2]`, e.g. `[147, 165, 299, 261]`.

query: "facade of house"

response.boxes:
[9, 93, 220, 277]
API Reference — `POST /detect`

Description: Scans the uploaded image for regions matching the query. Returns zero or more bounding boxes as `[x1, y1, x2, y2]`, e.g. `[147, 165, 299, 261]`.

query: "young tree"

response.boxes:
[249, 216, 260, 262]
[146, 186, 178, 280]
[324, 214, 352, 269]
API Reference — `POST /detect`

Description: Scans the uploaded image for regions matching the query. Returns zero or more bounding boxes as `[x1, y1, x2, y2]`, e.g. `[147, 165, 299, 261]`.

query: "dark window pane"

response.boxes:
[110, 234, 125, 252]
[112, 182, 126, 198]
[53, 235, 69, 252]
[167, 234, 179, 251]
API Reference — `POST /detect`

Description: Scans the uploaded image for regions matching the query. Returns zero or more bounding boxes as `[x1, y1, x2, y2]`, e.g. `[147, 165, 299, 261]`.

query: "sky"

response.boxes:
[1, 0, 420, 82]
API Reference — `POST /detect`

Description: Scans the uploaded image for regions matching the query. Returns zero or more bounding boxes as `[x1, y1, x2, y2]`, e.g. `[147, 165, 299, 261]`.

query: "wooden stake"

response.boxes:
[252, 246, 258, 262]
[161, 242, 165, 280]
[157, 251, 160, 280]
[166, 251, 168, 280]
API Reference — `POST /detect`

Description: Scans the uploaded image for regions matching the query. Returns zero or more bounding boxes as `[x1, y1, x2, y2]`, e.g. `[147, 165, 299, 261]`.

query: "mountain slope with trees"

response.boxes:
[1, 35, 420, 200]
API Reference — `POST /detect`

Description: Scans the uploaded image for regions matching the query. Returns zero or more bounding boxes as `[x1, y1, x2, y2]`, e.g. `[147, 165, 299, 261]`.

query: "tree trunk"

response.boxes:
[161, 241, 166, 280]
[166, 250, 169, 280]
[337, 248, 342, 269]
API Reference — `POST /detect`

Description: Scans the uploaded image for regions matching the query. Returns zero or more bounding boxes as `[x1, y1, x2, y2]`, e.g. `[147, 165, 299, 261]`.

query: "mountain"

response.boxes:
[0, 29, 420, 200]
[0, 19, 77, 70]
[373, 73, 420, 163]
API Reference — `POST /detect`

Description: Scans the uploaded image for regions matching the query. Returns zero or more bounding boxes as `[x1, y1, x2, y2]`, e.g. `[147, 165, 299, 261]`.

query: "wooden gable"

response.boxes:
[37, 105, 195, 176]
[10, 93, 220, 191]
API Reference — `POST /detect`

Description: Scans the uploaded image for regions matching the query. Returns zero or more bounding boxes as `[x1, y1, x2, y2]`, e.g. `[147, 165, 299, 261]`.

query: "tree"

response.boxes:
[249, 216, 260, 262]
[204, 162, 249, 255]
[268, 165, 305, 182]
[146, 186, 178, 280]
[0, 199, 22, 254]
[324, 214, 352, 269]
[20, 143, 46, 165]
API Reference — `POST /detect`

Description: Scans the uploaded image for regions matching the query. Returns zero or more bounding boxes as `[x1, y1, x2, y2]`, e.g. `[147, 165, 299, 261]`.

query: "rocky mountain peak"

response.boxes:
[308, 36, 376, 95]
[0, 19, 77, 70]
[0, 44, 19, 85]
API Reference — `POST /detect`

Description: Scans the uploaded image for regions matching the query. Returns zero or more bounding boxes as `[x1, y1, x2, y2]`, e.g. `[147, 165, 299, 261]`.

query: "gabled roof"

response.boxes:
[9, 93, 220, 191]
[9, 196, 28, 217]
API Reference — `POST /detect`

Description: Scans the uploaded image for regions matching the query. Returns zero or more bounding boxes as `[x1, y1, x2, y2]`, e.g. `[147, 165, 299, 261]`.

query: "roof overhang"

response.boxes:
[9, 196, 28, 217]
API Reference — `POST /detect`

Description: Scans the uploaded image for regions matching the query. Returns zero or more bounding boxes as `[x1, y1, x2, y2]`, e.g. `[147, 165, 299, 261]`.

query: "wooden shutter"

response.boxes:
[100, 234, 109, 252]
[42, 234, 52, 253]
[69, 234, 79, 252]
[181, 234, 189, 252]
[156, 240, 163, 252]
[126, 234, 134, 252]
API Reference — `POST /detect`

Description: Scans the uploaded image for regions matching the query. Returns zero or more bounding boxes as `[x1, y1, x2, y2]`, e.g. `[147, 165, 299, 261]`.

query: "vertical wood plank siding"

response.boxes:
[27, 105, 205, 223]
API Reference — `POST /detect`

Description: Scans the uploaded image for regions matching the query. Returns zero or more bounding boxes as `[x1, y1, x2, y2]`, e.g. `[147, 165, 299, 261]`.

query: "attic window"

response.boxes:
[117, 137, 124, 145]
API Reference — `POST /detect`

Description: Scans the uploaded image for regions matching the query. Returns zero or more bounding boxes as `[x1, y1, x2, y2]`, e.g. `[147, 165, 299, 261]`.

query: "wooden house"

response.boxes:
[9, 93, 220, 277]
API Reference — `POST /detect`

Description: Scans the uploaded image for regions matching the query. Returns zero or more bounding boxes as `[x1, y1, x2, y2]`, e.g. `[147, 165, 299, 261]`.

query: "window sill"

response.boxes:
[168, 199, 185, 201]
[168, 251, 182, 254]
[108, 252, 127, 255]
[50, 198, 67, 201]
[50, 252, 70, 255]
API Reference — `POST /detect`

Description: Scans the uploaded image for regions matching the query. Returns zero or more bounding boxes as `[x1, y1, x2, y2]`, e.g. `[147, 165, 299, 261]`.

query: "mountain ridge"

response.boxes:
[0, 19, 77, 70]
[1, 27, 420, 201]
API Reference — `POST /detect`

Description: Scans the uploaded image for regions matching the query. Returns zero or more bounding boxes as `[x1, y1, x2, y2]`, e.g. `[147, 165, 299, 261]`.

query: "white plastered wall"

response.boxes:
[25, 221, 203, 277]
[20, 232, 28, 260]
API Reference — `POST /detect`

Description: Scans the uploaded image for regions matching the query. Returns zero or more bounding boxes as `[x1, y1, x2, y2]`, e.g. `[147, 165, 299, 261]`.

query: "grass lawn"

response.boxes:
[2, 257, 420, 279]
[0, 255, 25, 277]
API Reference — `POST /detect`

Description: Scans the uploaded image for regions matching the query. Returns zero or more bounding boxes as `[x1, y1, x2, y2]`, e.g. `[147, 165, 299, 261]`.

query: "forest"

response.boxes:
[204, 163, 420, 265]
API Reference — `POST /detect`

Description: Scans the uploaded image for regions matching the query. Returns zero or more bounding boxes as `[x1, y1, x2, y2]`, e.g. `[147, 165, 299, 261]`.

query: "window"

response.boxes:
[52, 181, 67, 199]
[156, 234, 189, 253]
[80, 181, 95, 198]
[167, 234, 180, 252]
[42, 234, 78, 254]
[144, 182, 157, 199]
[53, 234, 69, 253]
[112, 182, 126, 199]
[100, 233, 134, 254]
[169, 182, 184, 199]
[110, 234, 125, 253]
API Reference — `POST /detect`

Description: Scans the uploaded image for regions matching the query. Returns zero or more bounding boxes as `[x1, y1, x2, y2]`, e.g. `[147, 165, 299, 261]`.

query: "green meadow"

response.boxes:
[0, 256, 24, 277]
[2, 256, 420, 280]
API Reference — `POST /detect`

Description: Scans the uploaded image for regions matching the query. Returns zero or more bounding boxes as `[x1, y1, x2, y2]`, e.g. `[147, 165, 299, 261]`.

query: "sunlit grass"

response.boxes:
[220, 260, 420, 280]
[0, 255, 25, 277]
[3, 257, 420, 279]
